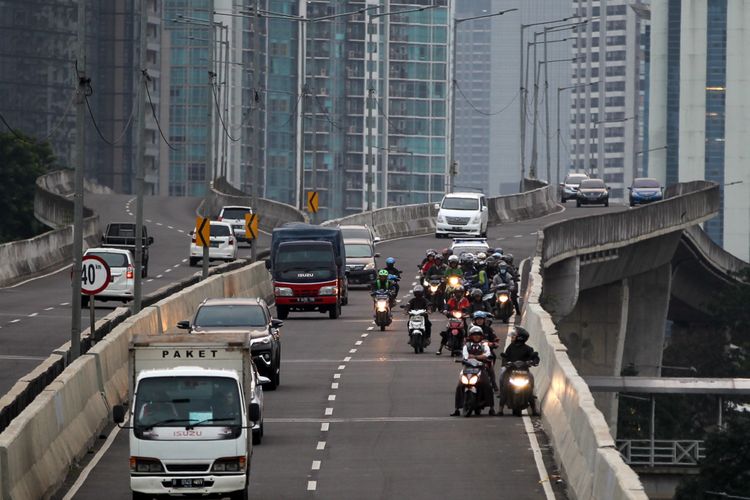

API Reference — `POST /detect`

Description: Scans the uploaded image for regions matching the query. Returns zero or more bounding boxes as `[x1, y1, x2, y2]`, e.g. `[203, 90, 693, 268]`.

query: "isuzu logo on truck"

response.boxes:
[297, 272, 315, 278]
[161, 349, 219, 359]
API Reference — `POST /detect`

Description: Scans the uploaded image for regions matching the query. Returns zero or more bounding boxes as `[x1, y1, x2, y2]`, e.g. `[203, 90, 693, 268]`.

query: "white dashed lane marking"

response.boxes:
[44, 307, 54, 311]
[311, 461, 321, 471]
[307, 481, 317, 491]
[333, 373, 341, 379]
[331, 383, 339, 389]
[28, 313, 37, 317]
[349, 348, 357, 354]
[321, 423, 329, 432]
[338, 365, 346, 370]
[328, 395, 336, 401]
[10, 319, 20, 324]
[316, 441, 326, 450]
[355, 341, 363, 346]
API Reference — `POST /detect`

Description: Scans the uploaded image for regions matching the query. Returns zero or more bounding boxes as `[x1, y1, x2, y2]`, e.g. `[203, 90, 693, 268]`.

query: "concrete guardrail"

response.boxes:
[0, 260, 273, 500]
[541, 180, 720, 267]
[681, 225, 749, 278]
[522, 251, 647, 500]
[0, 170, 106, 287]
[321, 179, 559, 240]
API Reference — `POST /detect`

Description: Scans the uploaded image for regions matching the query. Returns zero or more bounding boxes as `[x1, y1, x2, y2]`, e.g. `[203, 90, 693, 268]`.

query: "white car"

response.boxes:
[218, 205, 253, 244]
[560, 173, 589, 202]
[81, 247, 135, 307]
[189, 221, 238, 267]
[450, 238, 490, 259]
[435, 192, 489, 238]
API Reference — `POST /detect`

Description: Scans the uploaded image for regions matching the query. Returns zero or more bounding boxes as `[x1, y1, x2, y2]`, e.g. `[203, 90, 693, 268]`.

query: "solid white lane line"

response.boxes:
[316, 441, 326, 450]
[337, 365, 346, 370]
[28, 313, 38, 317]
[324, 408, 333, 416]
[62, 425, 121, 500]
[307, 481, 317, 491]
[321, 423, 329, 432]
[355, 340, 363, 346]
[524, 415, 557, 499]
[328, 395, 336, 401]
[0, 354, 47, 361]
[331, 383, 339, 389]
[311, 460, 321, 471]
[349, 348, 357, 353]
[44, 307, 54, 311]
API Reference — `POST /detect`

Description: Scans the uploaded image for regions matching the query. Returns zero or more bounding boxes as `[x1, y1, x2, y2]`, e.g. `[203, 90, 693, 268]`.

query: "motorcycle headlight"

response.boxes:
[498, 294, 509, 303]
[469, 374, 479, 385]
[363, 262, 375, 270]
[430, 285, 439, 293]
[509, 376, 529, 388]
[376, 299, 388, 312]
[319, 286, 337, 296]
[452, 310, 463, 319]
[275, 287, 293, 296]
[448, 276, 459, 287]
[460, 374, 470, 385]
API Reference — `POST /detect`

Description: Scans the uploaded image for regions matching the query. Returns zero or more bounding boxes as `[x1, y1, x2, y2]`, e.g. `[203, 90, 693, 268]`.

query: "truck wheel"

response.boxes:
[276, 306, 288, 320]
[189, 257, 199, 267]
[341, 294, 348, 306]
[329, 303, 341, 319]
[252, 426, 262, 445]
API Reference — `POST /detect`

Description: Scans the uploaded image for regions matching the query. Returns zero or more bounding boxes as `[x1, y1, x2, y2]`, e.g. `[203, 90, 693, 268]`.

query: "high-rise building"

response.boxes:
[569, 0, 649, 201]
[261, 0, 452, 219]
[648, 0, 749, 261]
[0, 0, 162, 194]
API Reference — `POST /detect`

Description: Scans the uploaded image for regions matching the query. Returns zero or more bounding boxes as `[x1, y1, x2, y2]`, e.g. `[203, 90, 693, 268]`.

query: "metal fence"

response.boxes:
[617, 439, 706, 466]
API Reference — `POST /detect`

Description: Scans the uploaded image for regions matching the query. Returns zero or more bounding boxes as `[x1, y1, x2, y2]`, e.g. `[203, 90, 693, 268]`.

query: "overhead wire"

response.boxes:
[211, 81, 241, 142]
[143, 73, 178, 150]
[312, 93, 345, 131]
[455, 81, 519, 116]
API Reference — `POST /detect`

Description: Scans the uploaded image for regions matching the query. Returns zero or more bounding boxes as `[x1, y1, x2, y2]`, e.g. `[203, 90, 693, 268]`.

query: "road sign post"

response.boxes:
[195, 216, 211, 279]
[80, 255, 111, 344]
[244, 213, 259, 262]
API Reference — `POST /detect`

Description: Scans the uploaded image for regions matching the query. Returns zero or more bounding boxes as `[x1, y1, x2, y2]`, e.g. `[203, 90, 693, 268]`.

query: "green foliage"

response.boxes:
[674, 413, 750, 499]
[0, 132, 57, 243]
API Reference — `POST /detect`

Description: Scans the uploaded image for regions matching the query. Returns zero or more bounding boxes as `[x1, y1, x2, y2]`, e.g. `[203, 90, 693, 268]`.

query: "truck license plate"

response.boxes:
[173, 478, 204, 488]
[297, 297, 315, 303]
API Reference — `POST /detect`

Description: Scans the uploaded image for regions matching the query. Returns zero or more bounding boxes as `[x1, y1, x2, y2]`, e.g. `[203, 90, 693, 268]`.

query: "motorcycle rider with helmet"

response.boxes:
[497, 326, 540, 415]
[441, 248, 453, 261]
[471, 311, 499, 391]
[451, 326, 496, 416]
[460, 252, 477, 276]
[467, 288, 491, 315]
[444, 255, 463, 278]
[384, 257, 401, 295]
[404, 285, 432, 341]
[371, 269, 397, 307]
[492, 262, 520, 314]
[436, 285, 469, 355]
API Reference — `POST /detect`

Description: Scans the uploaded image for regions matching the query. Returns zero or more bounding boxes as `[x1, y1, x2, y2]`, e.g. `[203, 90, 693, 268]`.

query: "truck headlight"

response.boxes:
[130, 457, 164, 473]
[275, 287, 293, 296]
[319, 286, 337, 296]
[212, 456, 247, 473]
[364, 262, 375, 270]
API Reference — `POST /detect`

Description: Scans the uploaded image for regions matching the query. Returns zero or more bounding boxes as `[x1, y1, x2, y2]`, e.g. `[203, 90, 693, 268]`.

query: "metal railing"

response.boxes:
[617, 439, 705, 467]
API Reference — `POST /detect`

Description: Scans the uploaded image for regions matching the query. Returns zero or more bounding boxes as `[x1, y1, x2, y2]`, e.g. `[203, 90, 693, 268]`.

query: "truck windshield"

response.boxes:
[134, 376, 241, 428]
[275, 246, 335, 282]
[194, 304, 267, 327]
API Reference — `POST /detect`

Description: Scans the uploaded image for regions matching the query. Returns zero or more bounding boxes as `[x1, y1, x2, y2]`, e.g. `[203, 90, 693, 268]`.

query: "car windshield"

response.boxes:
[442, 197, 479, 210]
[194, 304, 266, 327]
[345, 244, 372, 258]
[564, 175, 587, 185]
[455, 247, 488, 257]
[580, 179, 606, 189]
[341, 227, 371, 240]
[632, 178, 660, 188]
[134, 376, 241, 428]
[221, 208, 250, 220]
[86, 251, 129, 268]
[209, 224, 231, 236]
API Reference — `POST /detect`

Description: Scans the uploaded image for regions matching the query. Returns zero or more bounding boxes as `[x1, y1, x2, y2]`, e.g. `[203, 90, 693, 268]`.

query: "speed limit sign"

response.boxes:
[80, 255, 111, 295]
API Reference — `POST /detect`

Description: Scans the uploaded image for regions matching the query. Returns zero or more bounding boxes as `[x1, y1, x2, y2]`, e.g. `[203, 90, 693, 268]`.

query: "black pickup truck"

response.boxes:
[101, 223, 154, 277]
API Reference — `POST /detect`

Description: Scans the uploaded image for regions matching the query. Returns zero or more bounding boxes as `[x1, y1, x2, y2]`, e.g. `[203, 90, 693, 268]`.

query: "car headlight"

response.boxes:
[251, 334, 272, 345]
[510, 376, 529, 388]
[437, 214, 446, 223]
[319, 286, 337, 296]
[130, 457, 164, 473]
[275, 287, 293, 296]
[470, 215, 480, 224]
[212, 456, 247, 473]
[363, 262, 375, 270]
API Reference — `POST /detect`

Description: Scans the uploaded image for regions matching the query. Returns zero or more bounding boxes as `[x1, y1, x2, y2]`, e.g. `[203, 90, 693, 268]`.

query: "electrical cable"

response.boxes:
[313, 93, 345, 131]
[271, 92, 303, 130]
[376, 98, 402, 133]
[211, 82, 240, 142]
[143, 75, 178, 151]
[0, 111, 28, 141]
[455, 81, 519, 116]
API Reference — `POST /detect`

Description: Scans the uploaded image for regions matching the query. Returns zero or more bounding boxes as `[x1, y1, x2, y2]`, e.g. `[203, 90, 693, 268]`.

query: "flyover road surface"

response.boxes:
[59, 202, 622, 500]
[0, 193, 271, 397]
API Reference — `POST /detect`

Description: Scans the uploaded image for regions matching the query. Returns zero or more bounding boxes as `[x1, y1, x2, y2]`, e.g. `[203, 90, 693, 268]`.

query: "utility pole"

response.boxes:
[251, 0, 260, 261]
[133, 0, 147, 314]
[583, 0, 594, 175]
[366, 12, 375, 212]
[203, 0, 215, 280]
[543, 28, 551, 183]
[71, 0, 87, 361]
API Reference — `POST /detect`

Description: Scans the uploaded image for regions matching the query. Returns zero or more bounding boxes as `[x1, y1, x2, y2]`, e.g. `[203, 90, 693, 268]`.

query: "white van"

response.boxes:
[434, 192, 488, 238]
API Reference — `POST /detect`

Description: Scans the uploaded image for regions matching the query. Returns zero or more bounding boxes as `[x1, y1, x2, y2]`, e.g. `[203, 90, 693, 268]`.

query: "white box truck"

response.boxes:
[113, 334, 268, 500]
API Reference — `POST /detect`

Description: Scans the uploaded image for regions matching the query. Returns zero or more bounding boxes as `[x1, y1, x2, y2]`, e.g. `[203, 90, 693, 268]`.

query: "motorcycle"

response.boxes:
[372, 289, 393, 331]
[456, 358, 493, 417]
[491, 284, 514, 323]
[424, 276, 444, 310]
[443, 309, 467, 357]
[444, 274, 462, 294]
[500, 360, 536, 416]
[406, 308, 430, 353]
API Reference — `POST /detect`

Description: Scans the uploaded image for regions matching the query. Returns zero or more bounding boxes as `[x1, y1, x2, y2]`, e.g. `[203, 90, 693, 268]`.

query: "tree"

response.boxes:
[673, 413, 750, 499]
[0, 132, 57, 243]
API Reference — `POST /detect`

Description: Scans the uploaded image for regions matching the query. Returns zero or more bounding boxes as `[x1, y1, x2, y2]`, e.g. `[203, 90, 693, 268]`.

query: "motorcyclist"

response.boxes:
[444, 255, 463, 278]
[419, 249, 438, 270]
[371, 269, 397, 306]
[472, 311, 499, 392]
[384, 257, 401, 295]
[497, 326, 540, 415]
[475, 258, 490, 293]
[451, 326, 496, 416]
[460, 252, 476, 276]
[492, 262, 520, 314]
[425, 255, 446, 280]
[436, 285, 469, 356]
[405, 285, 432, 341]
[484, 255, 498, 280]
[441, 247, 453, 261]
[467, 288, 491, 315]
[421, 250, 438, 276]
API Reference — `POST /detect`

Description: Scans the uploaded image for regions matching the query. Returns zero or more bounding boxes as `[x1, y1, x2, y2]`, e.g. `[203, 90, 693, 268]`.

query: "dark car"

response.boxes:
[628, 177, 664, 206]
[344, 238, 379, 285]
[177, 298, 283, 389]
[576, 178, 610, 207]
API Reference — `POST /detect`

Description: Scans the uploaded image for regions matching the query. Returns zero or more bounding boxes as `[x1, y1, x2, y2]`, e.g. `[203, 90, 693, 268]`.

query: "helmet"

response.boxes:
[502, 254, 514, 265]
[470, 288, 483, 299]
[441, 248, 452, 258]
[476, 252, 487, 261]
[413, 285, 424, 298]
[378, 269, 389, 278]
[386, 257, 396, 266]
[485, 256, 496, 267]
[434, 254, 444, 262]
[468, 326, 484, 338]
[452, 285, 464, 296]
[513, 326, 530, 343]
[448, 255, 459, 265]
[460, 253, 475, 264]
[426, 249, 437, 258]
[472, 310, 488, 321]
[492, 252, 503, 260]
[498, 261, 508, 270]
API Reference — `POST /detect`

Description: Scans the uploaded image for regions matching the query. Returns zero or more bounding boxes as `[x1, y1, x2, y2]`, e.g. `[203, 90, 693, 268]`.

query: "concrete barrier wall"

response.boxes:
[321, 181, 559, 240]
[682, 225, 748, 277]
[0, 170, 103, 287]
[542, 180, 720, 267]
[523, 254, 647, 500]
[206, 177, 309, 232]
[0, 261, 273, 499]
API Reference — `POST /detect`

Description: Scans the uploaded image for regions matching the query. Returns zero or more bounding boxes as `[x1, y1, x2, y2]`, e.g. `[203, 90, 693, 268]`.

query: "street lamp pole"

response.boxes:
[595, 115, 633, 178]
[557, 81, 597, 185]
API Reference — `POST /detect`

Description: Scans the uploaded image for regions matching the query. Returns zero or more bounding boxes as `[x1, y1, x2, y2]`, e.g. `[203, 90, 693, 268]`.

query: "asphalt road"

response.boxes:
[0, 193, 270, 396]
[59, 201, 623, 500]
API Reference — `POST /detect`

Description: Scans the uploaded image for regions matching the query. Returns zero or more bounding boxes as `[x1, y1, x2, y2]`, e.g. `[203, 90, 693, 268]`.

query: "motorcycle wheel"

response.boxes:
[463, 393, 476, 417]
[512, 407, 523, 417]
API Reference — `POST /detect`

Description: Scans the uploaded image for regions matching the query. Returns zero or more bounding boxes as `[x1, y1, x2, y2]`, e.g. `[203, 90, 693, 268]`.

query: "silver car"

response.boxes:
[81, 247, 135, 307]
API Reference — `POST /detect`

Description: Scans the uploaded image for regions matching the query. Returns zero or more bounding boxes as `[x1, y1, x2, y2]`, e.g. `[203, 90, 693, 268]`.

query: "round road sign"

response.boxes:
[80, 255, 111, 295]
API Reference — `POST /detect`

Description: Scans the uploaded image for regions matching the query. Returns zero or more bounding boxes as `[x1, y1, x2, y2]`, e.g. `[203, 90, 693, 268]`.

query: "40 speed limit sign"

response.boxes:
[80, 255, 111, 295]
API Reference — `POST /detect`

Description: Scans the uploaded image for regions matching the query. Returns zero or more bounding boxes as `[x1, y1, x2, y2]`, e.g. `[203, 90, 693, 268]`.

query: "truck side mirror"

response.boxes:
[373, 236, 381, 243]
[176, 320, 190, 330]
[148, 236, 154, 245]
[249, 403, 261, 422]
[113, 405, 126, 424]
[271, 319, 284, 328]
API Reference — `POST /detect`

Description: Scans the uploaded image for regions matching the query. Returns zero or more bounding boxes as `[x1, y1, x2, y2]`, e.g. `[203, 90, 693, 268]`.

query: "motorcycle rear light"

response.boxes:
[126, 266, 134, 279]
